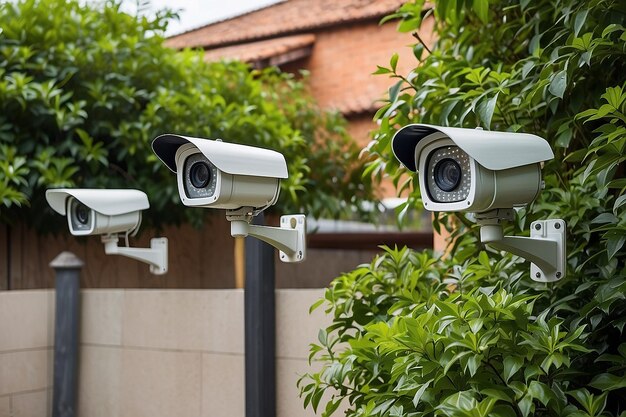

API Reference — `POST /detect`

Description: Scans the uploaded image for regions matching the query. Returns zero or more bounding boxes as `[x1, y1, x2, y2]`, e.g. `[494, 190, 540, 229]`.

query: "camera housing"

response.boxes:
[152, 134, 287, 213]
[46, 188, 168, 275]
[392, 124, 554, 213]
[391, 124, 566, 283]
[46, 189, 148, 236]
[152, 134, 306, 263]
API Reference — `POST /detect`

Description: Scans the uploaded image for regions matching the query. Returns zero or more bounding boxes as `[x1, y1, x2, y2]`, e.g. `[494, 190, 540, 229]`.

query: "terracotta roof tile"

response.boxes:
[203, 34, 316, 65]
[334, 95, 379, 116]
[166, 0, 405, 49]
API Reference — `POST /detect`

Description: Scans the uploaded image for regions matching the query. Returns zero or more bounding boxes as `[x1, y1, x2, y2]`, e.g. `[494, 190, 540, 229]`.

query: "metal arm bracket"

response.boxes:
[479, 219, 566, 282]
[230, 214, 306, 263]
[101, 234, 168, 275]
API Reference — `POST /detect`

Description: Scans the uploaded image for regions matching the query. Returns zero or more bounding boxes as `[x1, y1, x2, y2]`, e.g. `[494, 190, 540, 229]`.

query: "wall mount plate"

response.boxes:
[149, 238, 169, 275]
[530, 219, 566, 282]
[279, 214, 306, 263]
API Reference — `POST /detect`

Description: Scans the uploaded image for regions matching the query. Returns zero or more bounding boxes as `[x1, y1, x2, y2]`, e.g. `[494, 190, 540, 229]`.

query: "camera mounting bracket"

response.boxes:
[477, 218, 566, 282]
[228, 211, 306, 263]
[101, 234, 168, 275]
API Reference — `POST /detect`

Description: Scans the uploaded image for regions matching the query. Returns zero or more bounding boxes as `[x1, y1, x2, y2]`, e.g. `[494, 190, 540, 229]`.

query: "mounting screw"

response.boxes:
[535, 272, 541, 278]
[535, 224, 541, 230]
[556, 272, 562, 278]
[555, 223, 561, 229]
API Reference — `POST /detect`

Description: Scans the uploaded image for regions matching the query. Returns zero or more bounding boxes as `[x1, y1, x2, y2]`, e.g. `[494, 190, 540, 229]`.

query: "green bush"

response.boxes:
[0, 0, 374, 229]
[301, 0, 626, 416]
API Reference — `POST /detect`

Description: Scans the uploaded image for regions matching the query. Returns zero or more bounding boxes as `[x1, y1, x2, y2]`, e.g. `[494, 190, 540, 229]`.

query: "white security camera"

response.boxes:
[46, 188, 148, 236]
[392, 124, 566, 283]
[46, 189, 168, 274]
[392, 124, 554, 212]
[152, 134, 287, 214]
[152, 134, 306, 263]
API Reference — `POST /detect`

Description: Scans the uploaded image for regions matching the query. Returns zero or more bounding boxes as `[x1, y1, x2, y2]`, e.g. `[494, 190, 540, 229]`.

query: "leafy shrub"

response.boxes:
[0, 0, 374, 229]
[301, 0, 626, 416]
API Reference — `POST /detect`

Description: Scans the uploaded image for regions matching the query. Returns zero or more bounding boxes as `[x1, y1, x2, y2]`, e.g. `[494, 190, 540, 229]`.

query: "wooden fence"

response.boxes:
[0, 221, 432, 290]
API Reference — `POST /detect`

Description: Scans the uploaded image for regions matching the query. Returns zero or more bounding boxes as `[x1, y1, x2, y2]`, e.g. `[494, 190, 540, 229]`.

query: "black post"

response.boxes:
[50, 251, 83, 417]
[245, 213, 276, 417]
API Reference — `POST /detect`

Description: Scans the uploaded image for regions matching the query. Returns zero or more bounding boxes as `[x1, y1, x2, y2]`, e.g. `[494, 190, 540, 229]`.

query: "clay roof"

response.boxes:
[340, 96, 380, 116]
[203, 34, 316, 66]
[166, 0, 406, 50]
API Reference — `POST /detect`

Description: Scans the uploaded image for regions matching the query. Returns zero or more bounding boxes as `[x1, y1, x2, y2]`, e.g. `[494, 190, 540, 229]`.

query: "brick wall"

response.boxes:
[306, 17, 435, 114]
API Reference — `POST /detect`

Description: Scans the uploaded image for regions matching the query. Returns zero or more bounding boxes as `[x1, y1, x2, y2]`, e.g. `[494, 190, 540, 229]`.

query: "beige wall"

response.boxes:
[0, 289, 331, 417]
[0, 290, 54, 417]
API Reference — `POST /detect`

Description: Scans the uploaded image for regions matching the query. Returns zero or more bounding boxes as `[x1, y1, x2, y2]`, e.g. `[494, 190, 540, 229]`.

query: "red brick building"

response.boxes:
[166, 0, 435, 161]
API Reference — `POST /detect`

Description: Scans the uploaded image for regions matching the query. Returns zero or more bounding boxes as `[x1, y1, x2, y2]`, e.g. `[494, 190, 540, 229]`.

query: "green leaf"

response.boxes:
[529, 33, 542, 54]
[602, 23, 625, 38]
[472, 0, 489, 24]
[309, 298, 325, 314]
[518, 394, 533, 417]
[373, 65, 392, 75]
[318, 329, 328, 346]
[478, 251, 490, 267]
[476, 93, 499, 128]
[607, 234, 626, 260]
[574, 9, 589, 37]
[413, 43, 425, 60]
[322, 398, 342, 417]
[591, 213, 618, 224]
[389, 80, 403, 103]
[613, 194, 626, 215]
[549, 70, 567, 99]
[398, 17, 422, 32]
[527, 381, 552, 405]
[390, 53, 399, 72]
[589, 373, 626, 391]
[413, 379, 432, 407]
[503, 356, 523, 382]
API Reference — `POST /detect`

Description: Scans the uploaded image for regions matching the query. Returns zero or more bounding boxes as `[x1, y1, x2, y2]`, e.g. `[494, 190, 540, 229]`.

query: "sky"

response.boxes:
[124, 0, 283, 36]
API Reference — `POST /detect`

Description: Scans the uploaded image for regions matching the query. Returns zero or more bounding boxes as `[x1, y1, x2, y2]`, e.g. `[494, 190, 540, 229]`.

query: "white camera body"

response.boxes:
[152, 134, 287, 212]
[152, 134, 306, 263]
[392, 124, 566, 283]
[46, 188, 168, 275]
[392, 124, 554, 213]
[46, 188, 148, 236]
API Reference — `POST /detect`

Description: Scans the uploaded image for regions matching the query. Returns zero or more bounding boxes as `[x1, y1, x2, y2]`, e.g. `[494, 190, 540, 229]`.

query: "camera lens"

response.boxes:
[75, 202, 90, 225]
[190, 162, 211, 188]
[434, 158, 462, 192]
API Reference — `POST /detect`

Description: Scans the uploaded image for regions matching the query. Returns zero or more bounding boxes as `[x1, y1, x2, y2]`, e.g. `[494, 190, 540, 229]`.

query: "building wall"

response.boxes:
[0, 289, 335, 417]
[287, 17, 436, 201]
[305, 17, 435, 113]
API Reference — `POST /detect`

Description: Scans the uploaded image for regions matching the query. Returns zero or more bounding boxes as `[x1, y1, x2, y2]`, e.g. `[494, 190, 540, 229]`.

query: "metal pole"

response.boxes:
[245, 213, 276, 417]
[50, 251, 83, 417]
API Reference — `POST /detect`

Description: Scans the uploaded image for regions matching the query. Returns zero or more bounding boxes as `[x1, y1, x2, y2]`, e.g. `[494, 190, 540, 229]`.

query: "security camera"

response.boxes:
[392, 124, 554, 213]
[392, 124, 566, 283]
[46, 188, 148, 236]
[152, 134, 306, 263]
[46, 189, 168, 274]
[152, 134, 287, 213]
